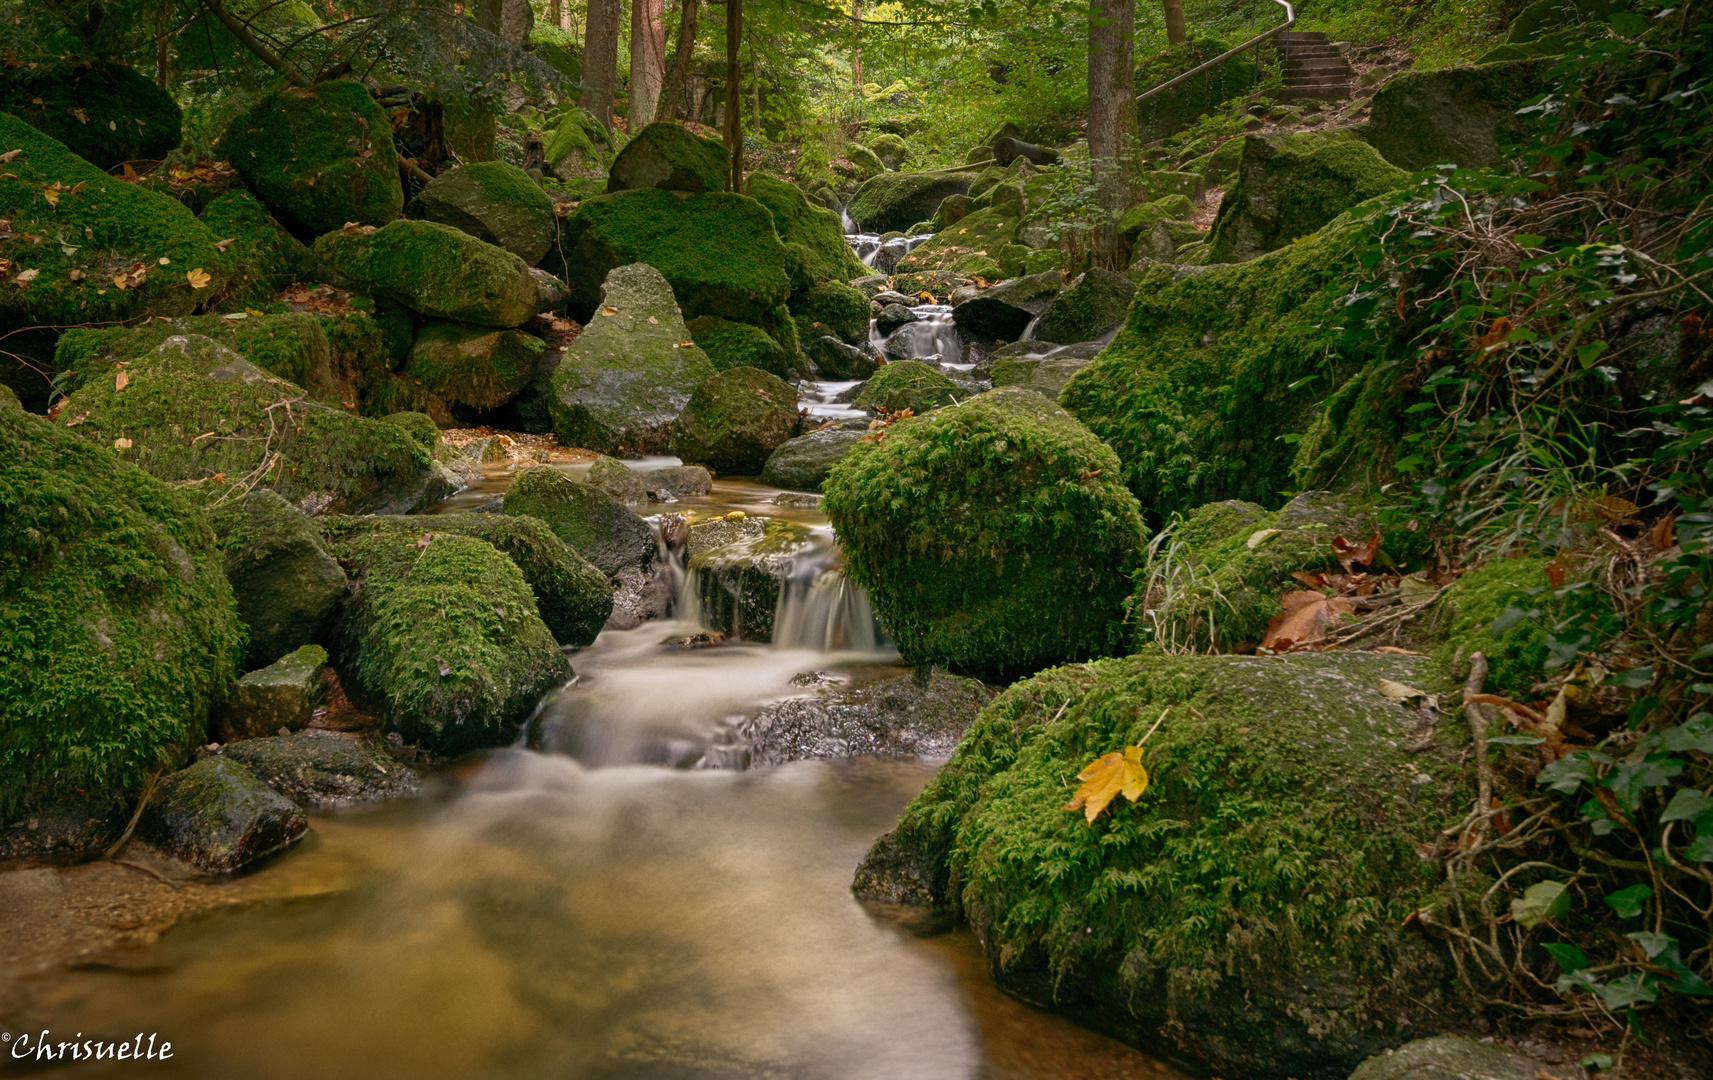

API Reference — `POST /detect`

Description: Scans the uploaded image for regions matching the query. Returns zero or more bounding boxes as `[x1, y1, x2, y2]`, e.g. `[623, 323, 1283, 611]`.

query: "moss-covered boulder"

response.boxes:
[0, 114, 235, 408]
[549, 262, 716, 455]
[502, 464, 656, 576]
[824, 387, 1144, 678]
[314, 220, 536, 328]
[1432, 557, 1554, 699]
[1035, 269, 1136, 344]
[402, 320, 544, 410]
[847, 172, 974, 235]
[894, 203, 1021, 278]
[1182, 136, 1247, 187]
[746, 174, 869, 286]
[1, 396, 244, 823]
[220, 730, 418, 808]
[951, 271, 1061, 342]
[320, 512, 613, 648]
[854, 359, 957, 413]
[222, 79, 403, 235]
[406, 161, 557, 265]
[0, 60, 181, 170]
[788, 281, 870, 345]
[758, 421, 867, 492]
[853, 650, 1468, 1079]
[683, 515, 813, 641]
[56, 333, 451, 515]
[209, 489, 346, 671]
[1207, 133, 1407, 264]
[806, 335, 880, 380]
[587, 454, 648, 504]
[54, 312, 342, 402]
[320, 528, 570, 753]
[867, 132, 908, 171]
[685, 315, 795, 379]
[1362, 59, 1552, 171]
[543, 107, 617, 189]
[672, 366, 800, 474]
[606, 121, 729, 195]
[141, 756, 308, 872]
[197, 189, 316, 308]
[559, 188, 793, 323]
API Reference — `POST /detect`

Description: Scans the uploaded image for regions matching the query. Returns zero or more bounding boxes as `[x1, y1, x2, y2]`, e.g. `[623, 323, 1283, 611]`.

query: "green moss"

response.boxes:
[746, 173, 869, 285]
[671, 365, 799, 474]
[1432, 557, 1554, 698]
[824, 387, 1145, 679]
[863, 650, 1470, 1078]
[222, 79, 403, 235]
[317, 310, 397, 403]
[846, 171, 975, 235]
[0, 397, 244, 820]
[54, 312, 339, 400]
[1183, 136, 1247, 186]
[867, 132, 908, 168]
[607, 122, 730, 195]
[313, 220, 536, 328]
[406, 160, 557, 265]
[788, 281, 869, 346]
[503, 464, 655, 576]
[685, 315, 794, 379]
[320, 528, 569, 753]
[197, 189, 314, 309]
[402, 320, 544, 410]
[894, 203, 1021, 277]
[0, 61, 181, 170]
[1208, 134, 1407, 264]
[377, 410, 441, 451]
[855, 359, 958, 413]
[844, 142, 886, 180]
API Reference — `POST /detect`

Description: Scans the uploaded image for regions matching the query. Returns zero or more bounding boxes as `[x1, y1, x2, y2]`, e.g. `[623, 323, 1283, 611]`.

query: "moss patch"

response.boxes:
[0, 60, 181, 170]
[54, 312, 340, 401]
[1207, 133, 1407, 264]
[313, 220, 536, 328]
[895, 203, 1021, 277]
[197, 189, 315, 310]
[846, 171, 974, 235]
[855, 359, 957, 413]
[747, 174, 869, 286]
[1432, 557, 1554, 698]
[685, 315, 794, 379]
[788, 281, 869, 346]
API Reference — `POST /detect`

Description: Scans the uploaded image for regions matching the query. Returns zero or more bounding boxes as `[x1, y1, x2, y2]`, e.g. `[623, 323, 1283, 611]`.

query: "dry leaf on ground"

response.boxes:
[1261, 591, 1354, 651]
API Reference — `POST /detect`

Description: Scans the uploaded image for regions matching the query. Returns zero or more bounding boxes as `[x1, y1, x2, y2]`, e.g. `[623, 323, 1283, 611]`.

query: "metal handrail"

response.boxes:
[1136, 0, 1296, 105]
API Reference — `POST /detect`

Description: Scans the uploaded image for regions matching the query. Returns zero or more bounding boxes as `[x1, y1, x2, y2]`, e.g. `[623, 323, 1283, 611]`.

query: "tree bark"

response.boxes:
[1089, 0, 1137, 267]
[724, 0, 742, 191]
[1162, 0, 1186, 46]
[629, 0, 666, 129]
[199, 0, 311, 87]
[549, 0, 562, 32]
[581, 0, 623, 128]
[850, 0, 862, 87]
[655, 0, 699, 122]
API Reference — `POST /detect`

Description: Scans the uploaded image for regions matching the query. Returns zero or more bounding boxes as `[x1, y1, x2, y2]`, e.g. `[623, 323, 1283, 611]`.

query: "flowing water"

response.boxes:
[5, 470, 1179, 1079]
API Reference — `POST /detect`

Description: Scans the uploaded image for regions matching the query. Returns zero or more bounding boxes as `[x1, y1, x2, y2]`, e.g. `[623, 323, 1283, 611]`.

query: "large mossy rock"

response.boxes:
[1206, 133, 1406, 264]
[314, 220, 536, 328]
[320, 528, 570, 753]
[403, 320, 544, 410]
[672, 366, 800, 474]
[0, 115, 235, 408]
[847, 172, 974, 235]
[142, 756, 308, 872]
[543, 107, 616, 188]
[758, 421, 867, 492]
[824, 387, 1144, 678]
[1362, 59, 1552, 171]
[685, 315, 796, 379]
[55, 312, 343, 404]
[0, 60, 181, 170]
[894, 203, 1021, 278]
[223, 79, 404, 235]
[952, 271, 1062, 343]
[549, 262, 716, 455]
[1035, 269, 1136, 344]
[683, 515, 813, 641]
[788, 281, 869, 346]
[606, 121, 729, 195]
[854, 651, 1470, 1080]
[209, 489, 346, 671]
[57, 334, 451, 515]
[503, 465, 656, 577]
[1, 395, 245, 823]
[989, 341, 1102, 399]
[406, 161, 557, 265]
[320, 512, 613, 648]
[559, 188, 793, 323]
[854, 359, 957, 413]
[197, 189, 316, 308]
[746, 174, 869, 286]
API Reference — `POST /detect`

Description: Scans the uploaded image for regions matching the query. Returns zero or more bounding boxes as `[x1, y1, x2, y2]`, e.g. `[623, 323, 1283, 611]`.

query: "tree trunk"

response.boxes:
[1089, 0, 1137, 267]
[851, 0, 862, 87]
[724, 0, 742, 191]
[656, 0, 699, 122]
[629, 0, 666, 130]
[549, 0, 562, 31]
[155, 0, 171, 88]
[1162, 0, 1186, 46]
[750, 30, 760, 125]
[581, 0, 623, 128]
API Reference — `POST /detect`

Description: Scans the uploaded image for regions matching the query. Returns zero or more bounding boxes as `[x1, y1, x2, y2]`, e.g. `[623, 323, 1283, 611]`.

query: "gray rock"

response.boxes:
[0, 797, 124, 862]
[807, 335, 880, 381]
[730, 670, 995, 767]
[1207, 133, 1407, 263]
[504, 465, 657, 575]
[759, 422, 869, 492]
[588, 454, 648, 503]
[1362, 59, 1552, 171]
[220, 731, 419, 809]
[951, 272, 1062, 342]
[849, 275, 890, 298]
[875, 303, 918, 337]
[1347, 1036, 1587, 1080]
[215, 644, 327, 742]
[210, 489, 347, 671]
[1035, 268, 1136, 344]
[405, 160, 556, 265]
[530, 267, 569, 313]
[347, 459, 463, 516]
[142, 756, 308, 873]
[988, 341, 1104, 399]
[645, 464, 713, 499]
[549, 263, 716, 455]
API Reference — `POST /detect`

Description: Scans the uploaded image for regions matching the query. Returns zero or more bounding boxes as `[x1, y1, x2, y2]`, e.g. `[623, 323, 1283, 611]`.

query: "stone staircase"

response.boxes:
[1275, 31, 1354, 101]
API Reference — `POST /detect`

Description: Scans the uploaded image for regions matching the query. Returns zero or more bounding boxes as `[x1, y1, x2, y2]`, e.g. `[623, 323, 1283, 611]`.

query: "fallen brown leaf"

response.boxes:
[1261, 591, 1354, 651]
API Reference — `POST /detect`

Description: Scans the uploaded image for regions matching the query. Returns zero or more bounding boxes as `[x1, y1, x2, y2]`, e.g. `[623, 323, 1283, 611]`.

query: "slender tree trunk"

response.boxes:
[1089, 0, 1136, 267]
[155, 0, 171, 87]
[655, 0, 698, 122]
[850, 0, 861, 87]
[1162, 0, 1186, 46]
[549, 0, 562, 32]
[724, 0, 742, 191]
[749, 30, 760, 125]
[629, 0, 666, 129]
[581, 0, 622, 128]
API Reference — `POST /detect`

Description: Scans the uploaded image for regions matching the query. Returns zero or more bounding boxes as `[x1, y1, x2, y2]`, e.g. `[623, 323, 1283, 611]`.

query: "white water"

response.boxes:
[848, 232, 932, 273]
[873, 303, 964, 369]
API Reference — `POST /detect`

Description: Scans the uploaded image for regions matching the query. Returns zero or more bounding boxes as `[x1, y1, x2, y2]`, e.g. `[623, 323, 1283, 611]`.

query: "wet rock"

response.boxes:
[215, 644, 328, 742]
[549, 263, 717, 455]
[686, 315, 797, 380]
[504, 465, 656, 576]
[209, 489, 346, 670]
[684, 516, 812, 641]
[1347, 1036, 1587, 1080]
[406, 160, 557, 265]
[855, 359, 957, 413]
[0, 60, 180, 171]
[223, 79, 402, 236]
[588, 454, 649, 503]
[645, 464, 713, 500]
[1035, 268, 1136, 344]
[314, 220, 538, 328]
[220, 731, 419, 809]
[1362, 59, 1552, 171]
[142, 757, 308, 873]
[846, 172, 973, 235]
[875, 303, 918, 337]
[732, 670, 995, 767]
[1207, 133, 1407, 264]
[849, 275, 891, 298]
[759, 421, 869, 492]
[806, 335, 880, 380]
[951, 272, 1062, 342]
[0, 798, 125, 863]
[988, 341, 1104, 399]
[606, 121, 730, 195]
[774, 492, 823, 508]
[672, 367, 800, 474]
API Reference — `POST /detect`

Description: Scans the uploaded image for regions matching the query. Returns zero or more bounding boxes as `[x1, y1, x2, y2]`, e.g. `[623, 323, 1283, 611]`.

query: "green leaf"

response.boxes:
[1628, 930, 1674, 959]
[1662, 788, 1713, 823]
[1581, 1053, 1614, 1071]
[1608, 11, 1650, 35]
[1577, 341, 1611, 368]
[1683, 835, 1713, 862]
[1594, 972, 1658, 1009]
[1542, 942, 1588, 972]
[1511, 880, 1571, 928]
[1604, 883, 1652, 918]
[1514, 234, 1546, 248]
[1658, 714, 1713, 753]
[1608, 665, 1654, 688]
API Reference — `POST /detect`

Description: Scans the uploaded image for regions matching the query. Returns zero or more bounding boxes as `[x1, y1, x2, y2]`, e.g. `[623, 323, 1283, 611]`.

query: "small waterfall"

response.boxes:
[875, 303, 964, 368]
[846, 232, 933, 274]
[772, 564, 885, 652]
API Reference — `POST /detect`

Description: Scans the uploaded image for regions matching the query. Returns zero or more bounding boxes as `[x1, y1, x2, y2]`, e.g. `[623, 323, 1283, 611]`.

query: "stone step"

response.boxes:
[1278, 30, 1328, 43]
[1287, 59, 1355, 75]
[1280, 45, 1344, 59]
[1277, 84, 1352, 102]
[1284, 76, 1354, 89]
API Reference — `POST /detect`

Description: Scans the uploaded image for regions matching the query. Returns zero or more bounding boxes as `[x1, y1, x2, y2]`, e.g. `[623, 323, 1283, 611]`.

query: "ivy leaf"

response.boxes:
[1682, 835, 1713, 862]
[1542, 942, 1588, 973]
[1604, 883, 1652, 918]
[1511, 880, 1570, 928]
[1661, 787, 1713, 823]
[1627, 930, 1673, 959]
[1593, 973, 1658, 1010]
[1062, 746, 1148, 824]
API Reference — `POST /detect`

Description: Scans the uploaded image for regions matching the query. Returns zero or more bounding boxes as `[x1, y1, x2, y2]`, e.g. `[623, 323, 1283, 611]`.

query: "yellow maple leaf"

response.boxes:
[1063, 746, 1149, 824]
[41, 185, 58, 208]
[186, 267, 211, 289]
